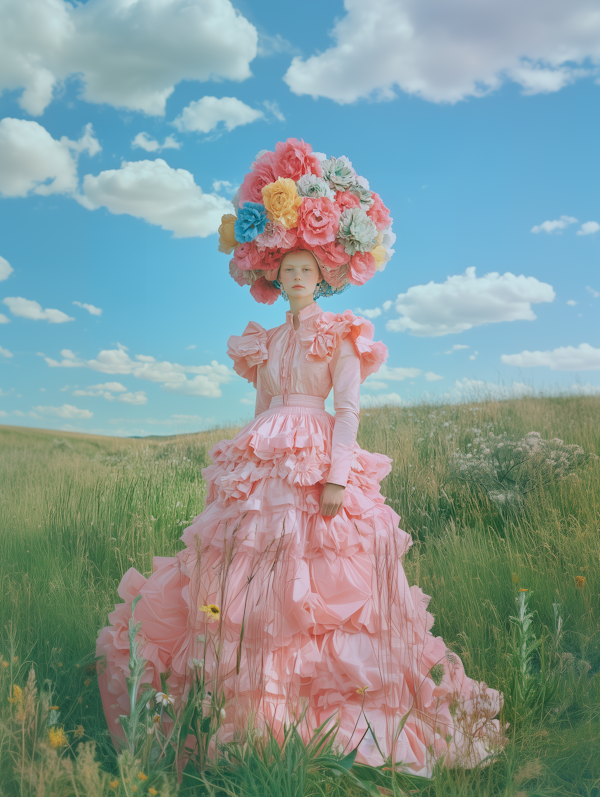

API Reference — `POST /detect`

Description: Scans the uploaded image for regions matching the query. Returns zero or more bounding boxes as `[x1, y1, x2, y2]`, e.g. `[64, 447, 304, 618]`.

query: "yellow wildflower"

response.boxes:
[575, 576, 586, 589]
[84, 678, 91, 686]
[48, 727, 67, 748]
[137, 772, 148, 781]
[149, 789, 158, 796]
[132, 787, 138, 793]
[199, 604, 221, 623]
[1, 661, 8, 669]
[109, 780, 119, 790]
[8, 685, 23, 703]
[49, 706, 59, 711]
[511, 573, 519, 584]
[74, 725, 85, 739]
[356, 686, 369, 695]
[519, 588, 528, 592]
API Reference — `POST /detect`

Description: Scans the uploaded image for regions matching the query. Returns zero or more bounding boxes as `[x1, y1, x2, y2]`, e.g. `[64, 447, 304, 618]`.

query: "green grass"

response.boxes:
[1, 396, 599, 796]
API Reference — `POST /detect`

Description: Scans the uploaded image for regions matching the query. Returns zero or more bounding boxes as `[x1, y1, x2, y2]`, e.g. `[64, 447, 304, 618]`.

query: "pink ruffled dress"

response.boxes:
[97, 302, 504, 776]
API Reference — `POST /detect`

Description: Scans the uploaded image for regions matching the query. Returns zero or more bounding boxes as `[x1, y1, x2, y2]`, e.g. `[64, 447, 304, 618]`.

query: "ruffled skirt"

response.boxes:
[97, 400, 504, 776]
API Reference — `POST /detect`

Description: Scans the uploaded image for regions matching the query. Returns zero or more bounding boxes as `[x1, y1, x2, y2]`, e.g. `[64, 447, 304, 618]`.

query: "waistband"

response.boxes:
[269, 394, 325, 410]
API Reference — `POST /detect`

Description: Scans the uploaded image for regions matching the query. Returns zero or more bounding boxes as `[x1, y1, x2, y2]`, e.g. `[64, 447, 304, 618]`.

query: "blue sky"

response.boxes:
[1, 0, 599, 436]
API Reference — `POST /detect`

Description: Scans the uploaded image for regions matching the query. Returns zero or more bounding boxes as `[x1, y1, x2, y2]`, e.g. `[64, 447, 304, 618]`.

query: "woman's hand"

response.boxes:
[320, 482, 345, 517]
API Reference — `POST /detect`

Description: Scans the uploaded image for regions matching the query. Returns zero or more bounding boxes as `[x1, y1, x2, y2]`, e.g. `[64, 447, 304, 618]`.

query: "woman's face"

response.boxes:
[278, 250, 321, 299]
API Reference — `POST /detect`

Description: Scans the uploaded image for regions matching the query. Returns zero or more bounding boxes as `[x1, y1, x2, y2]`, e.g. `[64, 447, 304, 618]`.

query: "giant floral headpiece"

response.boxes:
[217, 138, 395, 304]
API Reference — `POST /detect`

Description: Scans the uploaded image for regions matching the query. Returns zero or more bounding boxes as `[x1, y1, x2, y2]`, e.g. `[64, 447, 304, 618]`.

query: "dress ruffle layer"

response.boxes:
[97, 406, 504, 777]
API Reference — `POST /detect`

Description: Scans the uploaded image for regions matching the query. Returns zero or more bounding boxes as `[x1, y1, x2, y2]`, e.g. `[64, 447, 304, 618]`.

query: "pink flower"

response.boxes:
[311, 240, 349, 270]
[320, 263, 349, 288]
[229, 260, 252, 286]
[367, 193, 392, 230]
[255, 220, 298, 251]
[347, 251, 376, 286]
[297, 197, 341, 246]
[233, 241, 262, 271]
[259, 249, 283, 271]
[250, 277, 281, 304]
[273, 138, 322, 182]
[238, 151, 276, 205]
[335, 191, 361, 212]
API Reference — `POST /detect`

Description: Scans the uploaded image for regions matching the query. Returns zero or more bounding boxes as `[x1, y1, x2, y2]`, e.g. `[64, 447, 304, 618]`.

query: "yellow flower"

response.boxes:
[48, 727, 67, 748]
[575, 576, 586, 589]
[218, 214, 239, 254]
[356, 685, 369, 695]
[109, 780, 119, 790]
[200, 604, 221, 623]
[1, 661, 8, 669]
[49, 706, 59, 711]
[132, 787, 138, 793]
[74, 725, 85, 739]
[148, 789, 158, 796]
[8, 685, 23, 703]
[511, 573, 519, 584]
[262, 178, 302, 229]
[370, 232, 386, 271]
[137, 772, 148, 781]
[84, 678, 91, 687]
[519, 588, 528, 592]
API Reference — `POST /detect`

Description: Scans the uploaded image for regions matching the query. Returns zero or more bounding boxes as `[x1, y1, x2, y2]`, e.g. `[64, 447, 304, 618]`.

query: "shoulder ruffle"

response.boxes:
[227, 321, 268, 386]
[300, 309, 388, 383]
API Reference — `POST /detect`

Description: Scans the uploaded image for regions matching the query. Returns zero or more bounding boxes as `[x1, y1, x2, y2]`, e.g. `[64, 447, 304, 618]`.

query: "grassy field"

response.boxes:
[1, 396, 599, 796]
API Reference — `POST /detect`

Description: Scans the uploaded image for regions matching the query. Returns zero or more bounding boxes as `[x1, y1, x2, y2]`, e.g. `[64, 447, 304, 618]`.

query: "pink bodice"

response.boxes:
[227, 302, 388, 487]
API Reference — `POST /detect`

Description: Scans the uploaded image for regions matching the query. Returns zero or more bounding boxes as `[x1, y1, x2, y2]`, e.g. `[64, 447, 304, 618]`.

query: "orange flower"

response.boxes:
[519, 588, 528, 592]
[137, 772, 148, 781]
[262, 178, 302, 229]
[575, 576, 586, 589]
[148, 790, 158, 796]
[109, 780, 119, 790]
[218, 214, 239, 254]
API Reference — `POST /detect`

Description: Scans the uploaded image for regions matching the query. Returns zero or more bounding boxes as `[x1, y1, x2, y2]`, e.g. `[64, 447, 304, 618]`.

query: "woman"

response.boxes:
[97, 139, 504, 776]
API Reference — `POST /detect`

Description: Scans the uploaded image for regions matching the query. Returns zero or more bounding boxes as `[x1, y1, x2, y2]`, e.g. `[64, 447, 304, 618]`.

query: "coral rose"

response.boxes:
[218, 214, 238, 254]
[255, 220, 298, 251]
[262, 178, 302, 230]
[367, 192, 392, 230]
[297, 197, 341, 246]
[347, 251, 376, 286]
[238, 151, 276, 205]
[311, 240, 349, 270]
[273, 138, 322, 182]
[335, 191, 361, 213]
[233, 241, 262, 271]
[249, 277, 281, 305]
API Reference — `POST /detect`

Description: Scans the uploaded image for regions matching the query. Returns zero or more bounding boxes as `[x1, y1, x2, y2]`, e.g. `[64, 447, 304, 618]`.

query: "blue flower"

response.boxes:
[234, 202, 268, 242]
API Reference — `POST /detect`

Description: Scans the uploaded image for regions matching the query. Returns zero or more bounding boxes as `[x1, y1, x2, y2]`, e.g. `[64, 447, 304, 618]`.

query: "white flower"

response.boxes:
[321, 157, 356, 191]
[196, 634, 205, 644]
[155, 691, 174, 707]
[338, 208, 377, 255]
[296, 174, 335, 200]
[192, 658, 204, 669]
[219, 707, 227, 723]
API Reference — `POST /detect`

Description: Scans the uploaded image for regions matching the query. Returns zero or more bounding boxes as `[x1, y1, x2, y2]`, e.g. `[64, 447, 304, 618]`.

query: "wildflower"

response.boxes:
[49, 705, 59, 711]
[48, 727, 67, 748]
[155, 691, 175, 707]
[132, 787, 138, 793]
[74, 725, 85, 739]
[192, 658, 204, 669]
[519, 588, 528, 592]
[12, 656, 18, 664]
[219, 707, 227, 723]
[152, 714, 161, 724]
[575, 576, 586, 589]
[1, 661, 8, 669]
[512, 573, 519, 584]
[84, 678, 91, 686]
[199, 604, 221, 623]
[8, 685, 23, 703]
[137, 772, 148, 781]
[430, 663, 444, 687]
[196, 634, 205, 644]
[109, 780, 119, 790]
[356, 685, 369, 695]
[149, 790, 158, 796]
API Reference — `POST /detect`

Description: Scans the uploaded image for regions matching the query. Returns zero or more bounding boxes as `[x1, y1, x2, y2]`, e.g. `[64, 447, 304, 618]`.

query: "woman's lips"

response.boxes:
[292, 286, 304, 290]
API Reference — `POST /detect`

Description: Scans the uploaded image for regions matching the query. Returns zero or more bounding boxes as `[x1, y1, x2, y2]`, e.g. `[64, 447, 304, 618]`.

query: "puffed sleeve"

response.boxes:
[327, 336, 361, 488]
[226, 321, 268, 387]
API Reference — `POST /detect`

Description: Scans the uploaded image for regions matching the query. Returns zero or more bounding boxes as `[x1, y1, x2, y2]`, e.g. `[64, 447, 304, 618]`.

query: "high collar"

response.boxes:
[285, 302, 323, 327]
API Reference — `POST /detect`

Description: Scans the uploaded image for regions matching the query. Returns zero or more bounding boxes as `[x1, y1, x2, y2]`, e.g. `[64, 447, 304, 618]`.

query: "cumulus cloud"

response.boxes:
[586, 286, 600, 299]
[424, 372, 444, 381]
[531, 215, 578, 234]
[80, 158, 231, 238]
[3, 297, 74, 323]
[444, 344, 469, 354]
[131, 132, 181, 152]
[576, 221, 600, 236]
[0, 345, 13, 358]
[377, 365, 422, 381]
[283, 0, 600, 104]
[0, 315, 9, 324]
[360, 392, 403, 408]
[0, 256, 14, 281]
[354, 307, 381, 319]
[0, 119, 100, 198]
[501, 343, 600, 370]
[0, 0, 258, 116]
[72, 382, 145, 403]
[447, 378, 534, 401]
[386, 267, 555, 337]
[173, 96, 264, 134]
[45, 346, 233, 397]
[33, 403, 93, 419]
[567, 300, 577, 306]
[73, 301, 102, 316]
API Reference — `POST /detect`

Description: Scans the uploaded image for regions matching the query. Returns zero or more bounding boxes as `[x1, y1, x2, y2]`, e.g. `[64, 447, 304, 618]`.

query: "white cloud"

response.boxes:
[283, 0, 600, 105]
[386, 267, 555, 337]
[185, 344, 197, 350]
[73, 301, 102, 316]
[263, 100, 286, 122]
[424, 372, 443, 381]
[361, 380, 388, 391]
[45, 346, 232, 397]
[377, 365, 422, 381]
[0, 345, 13, 358]
[0, 315, 10, 324]
[469, 351, 479, 360]
[361, 392, 403, 408]
[0, 256, 14, 281]
[0, 0, 258, 116]
[131, 132, 181, 152]
[33, 404, 93, 419]
[577, 221, 600, 236]
[567, 300, 577, 306]
[444, 344, 470, 354]
[88, 381, 126, 392]
[212, 180, 236, 195]
[0, 119, 100, 198]
[80, 158, 231, 238]
[173, 96, 263, 134]
[501, 343, 600, 371]
[355, 307, 381, 319]
[586, 286, 600, 299]
[3, 297, 74, 323]
[382, 300, 393, 311]
[447, 378, 534, 401]
[117, 391, 147, 405]
[531, 215, 578, 234]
